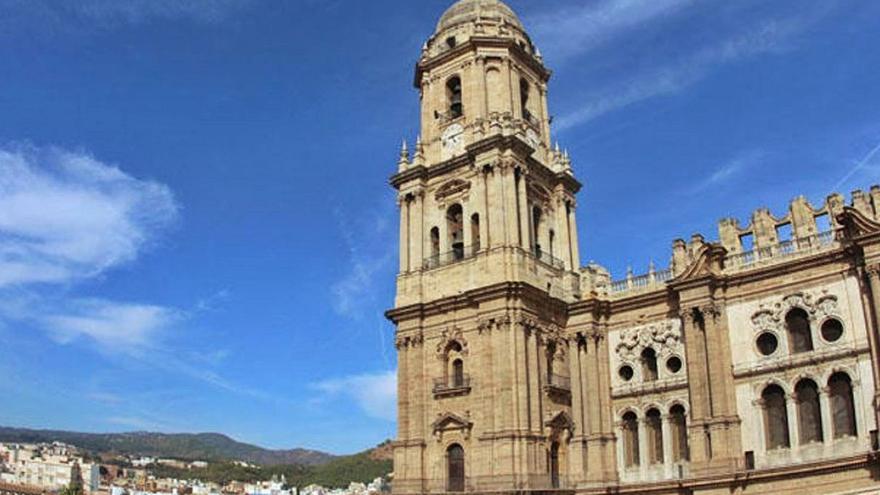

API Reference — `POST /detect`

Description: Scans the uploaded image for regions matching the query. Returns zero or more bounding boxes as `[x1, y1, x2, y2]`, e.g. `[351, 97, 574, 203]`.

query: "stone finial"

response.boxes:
[413, 135, 425, 167]
[398, 139, 410, 172]
[672, 239, 688, 276]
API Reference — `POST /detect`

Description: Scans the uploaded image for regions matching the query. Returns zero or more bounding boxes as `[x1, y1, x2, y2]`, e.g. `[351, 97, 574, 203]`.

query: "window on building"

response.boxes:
[451, 359, 465, 388]
[786, 308, 814, 353]
[740, 233, 755, 252]
[532, 206, 542, 255]
[622, 412, 640, 468]
[670, 404, 689, 462]
[619, 365, 634, 382]
[446, 77, 463, 119]
[549, 229, 555, 259]
[549, 442, 560, 489]
[821, 319, 844, 343]
[796, 379, 823, 444]
[471, 213, 481, 252]
[829, 373, 857, 439]
[641, 348, 658, 382]
[430, 227, 440, 261]
[447, 444, 465, 492]
[763, 384, 791, 450]
[756, 332, 779, 356]
[776, 222, 793, 243]
[446, 36, 457, 49]
[520, 78, 531, 122]
[815, 212, 832, 233]
[447, 204, 464, 260]
[646, 408, 664, 465]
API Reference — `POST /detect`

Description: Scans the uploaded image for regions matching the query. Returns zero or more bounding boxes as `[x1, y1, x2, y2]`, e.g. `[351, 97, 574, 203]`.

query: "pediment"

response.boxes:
[432, 412, 473, 433]
[435, 179, 471, 202]
[837, 206, 880, 239]
[544, 410, 575, 432]
[673, 242, 727, 282]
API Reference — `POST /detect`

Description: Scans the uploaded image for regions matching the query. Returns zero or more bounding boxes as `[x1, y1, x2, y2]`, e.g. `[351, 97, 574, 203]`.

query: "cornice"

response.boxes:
[414, 37, 551, 89]
[385, 281, 569, 324]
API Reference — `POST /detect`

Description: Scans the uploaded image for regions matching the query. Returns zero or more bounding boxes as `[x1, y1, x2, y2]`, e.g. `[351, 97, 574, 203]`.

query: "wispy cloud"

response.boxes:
[528, 0, 697, 62]
[329, 202, 395, 320]
[0, 144, 178, 288]
[554, 8, 831, 131]
[0, 0, 253, 35]
[834, 138, 880, 192]
[313, 371, 396, 422]
[691, 149, 766, 193]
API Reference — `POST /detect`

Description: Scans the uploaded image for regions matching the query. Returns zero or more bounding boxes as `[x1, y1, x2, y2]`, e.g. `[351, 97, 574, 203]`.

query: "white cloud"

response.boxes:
[554, 8, 832, 131]
[329, 204, 395, 320]
[0, 0, 252, 35]
[42, 298, 180, 349]
[834, 139, 880, 192]
[528, 0, 696, 62]
[0, 145, 178, 288]
[691, 150, 766, 193]
[314, 371, 397, 422]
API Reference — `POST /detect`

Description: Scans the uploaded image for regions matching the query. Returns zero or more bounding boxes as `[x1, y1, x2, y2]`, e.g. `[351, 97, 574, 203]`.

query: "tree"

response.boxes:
[62, 462, 85, 495]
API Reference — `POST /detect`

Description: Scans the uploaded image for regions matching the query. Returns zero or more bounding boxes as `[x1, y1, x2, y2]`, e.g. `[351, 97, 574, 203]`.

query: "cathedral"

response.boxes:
[385, 1, 880, 494]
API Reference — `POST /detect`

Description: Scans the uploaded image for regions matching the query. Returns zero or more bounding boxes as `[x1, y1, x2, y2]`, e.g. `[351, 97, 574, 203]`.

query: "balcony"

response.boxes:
[532, 246, 565, 270]
[543, 374, 571, 396]
[433, 375, 471, 398]
[725, 230, 837, 270]
[423, 244, 479, 271]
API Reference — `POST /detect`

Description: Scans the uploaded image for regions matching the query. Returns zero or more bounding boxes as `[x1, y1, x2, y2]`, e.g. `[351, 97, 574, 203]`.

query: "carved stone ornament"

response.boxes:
[751, 290, 841, 332]
[395, 332, 424, 350]
[615, 320, 682, 362]
[435, 327, 468, 360]
[432, 412, 473, 442]
[435, 178, 471, 203]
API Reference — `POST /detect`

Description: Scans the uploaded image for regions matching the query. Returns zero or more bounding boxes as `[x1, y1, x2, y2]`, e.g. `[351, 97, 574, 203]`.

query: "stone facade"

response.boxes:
[386, 1, 880, 494]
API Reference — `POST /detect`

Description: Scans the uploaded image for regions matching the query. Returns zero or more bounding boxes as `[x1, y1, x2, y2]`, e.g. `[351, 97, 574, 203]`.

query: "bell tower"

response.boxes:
[388, 1, 585, 493]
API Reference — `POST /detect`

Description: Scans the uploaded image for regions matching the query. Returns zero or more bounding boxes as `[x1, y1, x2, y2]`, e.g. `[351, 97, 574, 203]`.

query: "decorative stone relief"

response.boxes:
[435, 327, 468, 360]
[611, 319, 686, 387]
[615, 320, 681, 362]
[750, 290, 841, 332]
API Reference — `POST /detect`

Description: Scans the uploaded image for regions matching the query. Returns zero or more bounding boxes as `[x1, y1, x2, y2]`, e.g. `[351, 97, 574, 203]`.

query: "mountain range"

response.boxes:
[0, 427, 337, 466]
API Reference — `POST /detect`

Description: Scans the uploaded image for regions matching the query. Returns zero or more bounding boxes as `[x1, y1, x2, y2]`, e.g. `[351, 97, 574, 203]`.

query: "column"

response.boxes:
[662, 415, 674, 478]
[567, 203, 581, 268]
[819, 387, 833, 445]
[567, 337, 586, 480]
[680, 309, 711, 464]
[413, 191, 424, 267]
[399, 196, 409, 272]
[786, 394, 800, 449]
[397, 341, 409, 439]
[638, 417, 649, 479]
[862, 265, 880, 425]
[480, 172, 491, 249]
[562, 201, 574, 270]
[517, 168, 530, 250]
[462, 202, 473, 252]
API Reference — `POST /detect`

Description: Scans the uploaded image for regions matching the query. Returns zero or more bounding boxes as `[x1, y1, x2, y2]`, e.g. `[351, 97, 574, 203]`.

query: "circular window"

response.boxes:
[619, 365, 634, 382]
[821, 319, 844, 342]
[756, 332, 779, 356]
[666, 356, 682, 374]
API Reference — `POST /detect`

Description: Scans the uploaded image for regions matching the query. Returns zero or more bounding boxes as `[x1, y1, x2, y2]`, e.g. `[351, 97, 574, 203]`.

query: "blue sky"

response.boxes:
[0, 0, 878, 455]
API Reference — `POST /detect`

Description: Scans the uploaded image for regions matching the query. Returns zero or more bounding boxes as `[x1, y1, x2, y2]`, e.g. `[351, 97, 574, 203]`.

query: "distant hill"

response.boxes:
[0, 427, 334, 466]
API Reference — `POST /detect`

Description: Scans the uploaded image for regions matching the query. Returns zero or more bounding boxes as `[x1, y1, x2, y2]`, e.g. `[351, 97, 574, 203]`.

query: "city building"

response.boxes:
[386, 1, 880, 494]
[0, 444, 99, 493]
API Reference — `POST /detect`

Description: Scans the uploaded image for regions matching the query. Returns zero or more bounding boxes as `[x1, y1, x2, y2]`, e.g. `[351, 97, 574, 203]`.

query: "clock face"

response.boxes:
[441, 123, 464, 159]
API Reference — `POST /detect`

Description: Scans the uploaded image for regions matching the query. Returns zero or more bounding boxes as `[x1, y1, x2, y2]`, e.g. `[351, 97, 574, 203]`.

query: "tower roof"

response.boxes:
[436, 0, 524, 33]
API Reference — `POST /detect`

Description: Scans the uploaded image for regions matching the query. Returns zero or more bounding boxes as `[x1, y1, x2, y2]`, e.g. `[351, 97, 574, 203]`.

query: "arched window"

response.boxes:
[447, 204, 464, 260]
[549, 230, 555, 259]
[641, 348, 658, 382]
[532, 206, 542, 255]
[622, 412, 640, 468]
[519, 78, 531, 122]
[428, 227, 441, 267]
[447, 444, 465, 492]
[762, 385, 790, 450]
[670, 404, 689, 462]
[546, 342, 556, 379]
[646, 408, 664, 465]
[829, 373, 857, 438]
[451, 359, 465, 388]
[447, 77, 463, 119]
[795, 379, 823, 444]
[786, 308, 814, 353]
[470, 213, 481, 252]
[549, 442, 560, 489]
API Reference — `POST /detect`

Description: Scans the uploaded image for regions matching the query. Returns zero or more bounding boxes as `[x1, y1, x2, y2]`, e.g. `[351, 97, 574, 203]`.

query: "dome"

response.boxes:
[436, 0, 524, 33]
